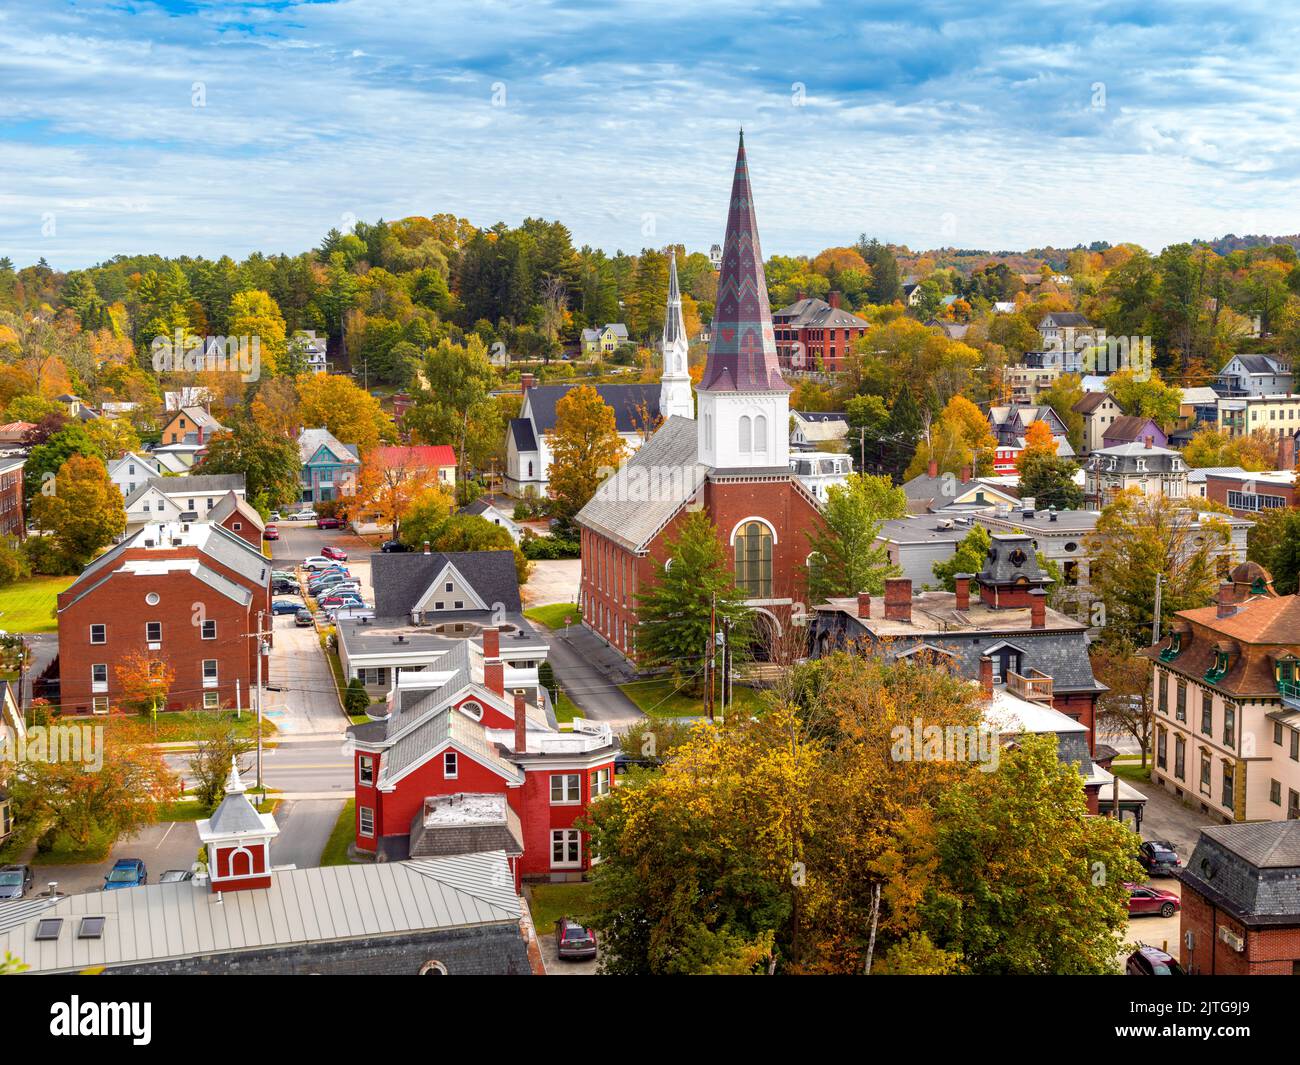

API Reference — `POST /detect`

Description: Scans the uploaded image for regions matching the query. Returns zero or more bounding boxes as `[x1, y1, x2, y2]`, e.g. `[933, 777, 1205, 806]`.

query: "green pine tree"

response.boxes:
[806, 474, 905, 602]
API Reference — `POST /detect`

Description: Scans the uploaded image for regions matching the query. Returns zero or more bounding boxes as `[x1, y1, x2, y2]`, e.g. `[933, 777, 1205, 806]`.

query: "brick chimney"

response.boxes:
[422, 541, 431, 554]
[979, 655, 994, 698]
[1029, 588, 1046, 629]
[1144, 435, 1153, 449]
[482, 626, 499, 660]
[521, 372, 535, 395]
[857, 592, 871, 619]
[485, 660, 505, 696]
[928, 458, 939, 478]
[829, 290, 842, 309]
[954, 574, 971, 611]
[959, 465, 972, 483]
[1217, 582, 1238, 619]
[1277, 434, 1296, 471]
[513, 692, 528, 755]
[884, 578, 912, 622]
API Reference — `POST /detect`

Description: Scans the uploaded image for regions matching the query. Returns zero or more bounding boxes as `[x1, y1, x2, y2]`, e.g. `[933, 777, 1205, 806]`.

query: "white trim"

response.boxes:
[412, 561, 489, 615]
[728, 515, 779, 545]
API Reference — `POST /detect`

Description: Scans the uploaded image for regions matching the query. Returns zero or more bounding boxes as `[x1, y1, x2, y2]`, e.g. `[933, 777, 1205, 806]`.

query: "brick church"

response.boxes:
[576, 133, 825, 662]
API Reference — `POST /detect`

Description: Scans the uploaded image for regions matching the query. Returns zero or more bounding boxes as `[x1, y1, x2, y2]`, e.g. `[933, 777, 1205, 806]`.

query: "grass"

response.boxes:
[552, 690, 583, 724]
[157, 795, 278, 822]
[617, 677, 770, 719]
[92, 710, 276, 743]
[33, 827, 115, 865]
[1110, 759, 1153, 784]
[527, 881, 595, 930]
[0, 575, 74, 633]
[320, 800, 357, 866]
[524, 602, 581, 630]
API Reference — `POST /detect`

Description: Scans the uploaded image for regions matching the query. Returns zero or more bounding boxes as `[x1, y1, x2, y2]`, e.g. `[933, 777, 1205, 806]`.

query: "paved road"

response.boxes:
[165, 736, 351, 796]
[272, 799, 346, 868]
[264, 612, 349, 736]
[537, 626, 643, 729]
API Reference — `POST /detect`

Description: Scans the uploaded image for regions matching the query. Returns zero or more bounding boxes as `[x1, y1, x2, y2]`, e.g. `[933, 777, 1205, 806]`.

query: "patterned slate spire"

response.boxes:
[699, 132, 790, 393]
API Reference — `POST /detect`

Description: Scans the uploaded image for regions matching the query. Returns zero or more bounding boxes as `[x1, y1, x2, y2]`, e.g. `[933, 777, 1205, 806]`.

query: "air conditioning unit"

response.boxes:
[1217, 925, 1244, 952]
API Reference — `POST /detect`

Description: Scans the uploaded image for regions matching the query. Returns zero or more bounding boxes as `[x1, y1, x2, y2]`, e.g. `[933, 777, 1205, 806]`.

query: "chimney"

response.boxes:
[857, 592, 871, 619]
[1277, 434, 1296, 471]
[959, 465, 972, 483]
[485, 660, 505, 696]
[1217, 582, 1238, 619]
[979, 655, 994, 698]
[1030, 588, 1046, 629]
[829, 290, 842, 309]
[884, 578, 912, 622]
[513, 692, 528, 755]
[954, 574, 971, 611]
[1144, 435, 1153, 449]
[482, 626, 500, 660]
[928, 458, 939, 479]
[422, 541, 431, 555]
[521, 372, 535, 395]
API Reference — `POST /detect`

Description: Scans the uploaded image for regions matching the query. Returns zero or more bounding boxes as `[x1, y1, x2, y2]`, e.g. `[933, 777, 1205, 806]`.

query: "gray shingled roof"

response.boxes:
[772, 297, 871, 330]
[575, 415, 706, 552]
[523, 383, 660, 435]
[371, 550, 522, 620]
[509, 417, 537, 452]
[123, 473, 246, 509]
[381, 704, 524, 787]
[1180, 821, 1300, 924]
[297, 427, 360, 465]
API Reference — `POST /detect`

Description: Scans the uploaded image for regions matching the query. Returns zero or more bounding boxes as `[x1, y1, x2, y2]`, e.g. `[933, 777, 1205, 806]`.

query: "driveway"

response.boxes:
[539, 626, 643, 729]
[538, 932, 600, 975]
[264, 612, 347, 736]
[271, 799, 346, 868]
[1125, 877, 1182, 961]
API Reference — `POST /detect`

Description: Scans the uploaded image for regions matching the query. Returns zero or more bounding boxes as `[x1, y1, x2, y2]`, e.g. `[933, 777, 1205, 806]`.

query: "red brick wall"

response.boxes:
[0, 466, 23, 539]
[1179, 885, 1300, 974]
[1204, 475, 1296, 516]
[219, 510, 262, 548]
[366, 747, 519, 848]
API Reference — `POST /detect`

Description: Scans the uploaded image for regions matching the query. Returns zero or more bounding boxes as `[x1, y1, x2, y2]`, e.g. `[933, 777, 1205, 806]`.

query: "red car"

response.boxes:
[264, 524, 279, 541]
[1126, 883, 1180, 918]
[321, 545, 348, 561]
[316, 516, 342, 530]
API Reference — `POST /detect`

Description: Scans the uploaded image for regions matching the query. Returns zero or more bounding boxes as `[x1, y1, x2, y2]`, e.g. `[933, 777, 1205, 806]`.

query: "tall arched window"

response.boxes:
[753, 414, 767, 452]
[738, 415, 752, 452]
[734, 521, 773, 597]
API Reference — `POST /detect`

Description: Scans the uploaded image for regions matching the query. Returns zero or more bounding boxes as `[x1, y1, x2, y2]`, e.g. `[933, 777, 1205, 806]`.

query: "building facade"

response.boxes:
[772, 293, 872, 373]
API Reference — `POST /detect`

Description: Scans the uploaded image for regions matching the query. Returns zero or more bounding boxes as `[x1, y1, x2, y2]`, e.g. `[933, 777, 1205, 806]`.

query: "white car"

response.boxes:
[302, 556, 336, 570]
[290, 508, 316, 521]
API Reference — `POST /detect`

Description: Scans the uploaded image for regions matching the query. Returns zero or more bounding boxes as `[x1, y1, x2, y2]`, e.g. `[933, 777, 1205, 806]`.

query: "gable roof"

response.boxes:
[209, 490, 266, 532]
[1227, 354, 1288, 376]
[1072, 392, 1114, 415]
[509, 417, 538, 453]
[297, 427, 360, 466]
[1040, 312, 1092, 328]
[1104, 414, 1162, 443]
[124, 474, 246, 509]
[1177, 593, 1300, 646]
[371, 550, 522, 620]
[371, 444, 456, 469]
[522, 383, 660, 436]
[772, 297, 871, 330]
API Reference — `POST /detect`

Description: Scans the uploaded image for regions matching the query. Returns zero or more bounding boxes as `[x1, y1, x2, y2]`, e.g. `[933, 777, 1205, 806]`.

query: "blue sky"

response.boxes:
[1, 0, 1297, 269]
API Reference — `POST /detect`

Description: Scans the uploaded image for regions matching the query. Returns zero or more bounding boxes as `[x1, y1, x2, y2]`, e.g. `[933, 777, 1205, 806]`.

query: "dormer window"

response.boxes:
[1205, 649, 1232, 683]
[1159, 632, 1183, 662]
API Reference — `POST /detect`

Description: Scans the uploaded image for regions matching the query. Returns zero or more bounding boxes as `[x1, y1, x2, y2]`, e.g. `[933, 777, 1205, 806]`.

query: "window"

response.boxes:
[91, 663, 108, 689]
[753, 414, 768, 451]
[1158, 672, 1168, 713]
[551, 773, 581, 804]
[34, 919, 63, 941]
[443, 751, 458, 779]
[92, 696, 109, 714]
[1174, 736, 1185, 780]
[78, 916, 105, 939]
[591, 767, 611, 798]
[1290, 790, 1300, 820]
[1223, 703, 1236, 748]
[1175, 681, 1186, 722]
[201, 619, 216, 640]
[738, 415, 752, 452]
[1200, 691, 1212, 736]
[358, 755, 374, 785]
[357, 667, 389, 687]
[551, 829, 581, 867]
[1222, 761, 1234, 809]
[1199, 751, 1211, 795]
[89, 624, 106, 644]
[445, 582, 453, 593]
[734, 521, 773, 598]
[1155, 727, 1167, 770]
[1292, 730, 1299, 762]
[202, 659, 218, 685]
[359, 806, 374, 837]
[1275, 721, 1284, 746]
[1270, 779, 1282, 806]
[232, 522, 241, 531]
[203, 691, 220, 709]
[146, 621, 162, 643]
[454, 600, 464, 610]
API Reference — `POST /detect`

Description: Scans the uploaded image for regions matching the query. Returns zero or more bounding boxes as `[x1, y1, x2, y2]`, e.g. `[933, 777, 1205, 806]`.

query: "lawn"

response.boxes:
[0, 575, 74, 633]
[552, 690, 583, 724]
[527, 881, 595, 930]
[1110, 759, 1153, 784]
[320, 800, 357, 866]
[524, 602, 581, 630]
[94, 710, 276, 743]
[617, 677, 770, 719]
[157, 795, 278, 822]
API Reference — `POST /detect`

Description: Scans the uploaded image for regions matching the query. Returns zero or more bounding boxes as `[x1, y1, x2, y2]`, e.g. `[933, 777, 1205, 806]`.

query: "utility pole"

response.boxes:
[1151, 572, 1163, 647]
[720, 617, 731, 719]
[706, 593, 717, 722]
[244, 611, 273, 796]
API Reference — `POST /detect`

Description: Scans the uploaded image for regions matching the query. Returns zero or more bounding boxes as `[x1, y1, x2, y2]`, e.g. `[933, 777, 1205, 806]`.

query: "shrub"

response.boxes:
[21, 535, 74, 576]
[344, 676, 371, 717]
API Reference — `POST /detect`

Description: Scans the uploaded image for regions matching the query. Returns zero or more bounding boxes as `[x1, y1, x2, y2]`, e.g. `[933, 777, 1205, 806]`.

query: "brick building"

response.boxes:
[0, 456, 24, 540]
[1201, 467, 1296, 517]
[576, 133, 826, 663]
[1178, 820, 1300, 975]
[55, 521, 271, 714]
[772, 293, 872, 373]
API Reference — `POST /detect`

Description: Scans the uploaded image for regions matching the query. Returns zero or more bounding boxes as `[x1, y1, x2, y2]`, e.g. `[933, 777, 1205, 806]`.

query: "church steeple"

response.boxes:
[697, 133, 790, 470]
[659, 251, 694, 421]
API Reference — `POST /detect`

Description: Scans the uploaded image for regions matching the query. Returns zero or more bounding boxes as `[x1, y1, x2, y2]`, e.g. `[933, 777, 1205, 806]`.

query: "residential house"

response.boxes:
[159, 405, 222, 448]
[1177, 820, 1300, 975]
[808, 537, 1108, 749]
[790, 410, 849, 451]
[1180, 387, 1221, 430]
[1072, 392, 1125, 454]
[55, 394, 97, 422]
[987, 405, 1075, 473]
[1216, 393, 1300, 441]
[874, 514, 972, 586]
[0, 457, 24, 540]
[926, 320, 970, 341]
[1005, 362, 1062, 404]
[580, 323, 629, 356]
[1037, 311, 1098, 353]
[0, 765, 532, 974]
[163, 387, 214, 412]
[0, 421, 34, 447]
[1085, 440, 1187, 505]
[371, 444, 457, 490]
[1102, 415, 1168, 450]
[1215, 354, 1293, 397]
[297, 428, 360, 504]
[900, 462, 1021, 515]
[56, 521, 271, 715]
[771, 293, 872, 373]
[347, 625, 617, 882]
[789, 452, 852, 502]
[107, 452, 162, 498]
[459, 497, 524, 542]
[208, 490, 266, 547]
[123, 474, 247, 535]
[1147, 568, 1300, 825]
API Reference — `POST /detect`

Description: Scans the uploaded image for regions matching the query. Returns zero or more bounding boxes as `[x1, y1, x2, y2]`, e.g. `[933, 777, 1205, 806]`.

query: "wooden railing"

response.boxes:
[1007, 667, 1054, 704]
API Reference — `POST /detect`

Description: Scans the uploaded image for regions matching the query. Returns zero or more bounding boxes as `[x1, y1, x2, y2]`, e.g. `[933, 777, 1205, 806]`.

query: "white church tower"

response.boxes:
[659, 252, 695, 421]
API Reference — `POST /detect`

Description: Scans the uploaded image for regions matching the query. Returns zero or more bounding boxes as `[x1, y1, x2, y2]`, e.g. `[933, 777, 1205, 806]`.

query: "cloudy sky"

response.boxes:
[1, 0, 1297, 269]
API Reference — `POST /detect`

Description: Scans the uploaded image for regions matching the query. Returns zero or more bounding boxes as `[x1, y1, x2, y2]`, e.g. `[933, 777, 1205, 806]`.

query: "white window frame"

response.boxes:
[91, 663, 108, 692]
[203, 691, 220, 709]
[201, 619, 217, 640]
[551, 829, 582, 868]
[89, 624, 106, 645]
[358, 755, 374, 786]
[202, 659, 218, 687]
[359, 806, 375, 837]
[551, 773, 581, 804]
[146, 621, 162, 644]
[444, 751, 458, 779]
[591, 767, 611, 798]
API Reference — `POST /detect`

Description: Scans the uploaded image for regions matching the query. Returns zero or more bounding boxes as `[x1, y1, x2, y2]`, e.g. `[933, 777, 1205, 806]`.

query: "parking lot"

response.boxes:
[268, 518, 376, 615]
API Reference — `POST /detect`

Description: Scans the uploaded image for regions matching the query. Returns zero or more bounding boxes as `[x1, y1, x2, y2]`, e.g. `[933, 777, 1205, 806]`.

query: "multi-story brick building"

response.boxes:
[0, 457, 24, 540]
[1178, 819, 1300, 975]
[1147, 566, 1300, 824]
[772, 293, 872, 373]
[1201, 467, 1296, 517]
[56, 521, 271, 715]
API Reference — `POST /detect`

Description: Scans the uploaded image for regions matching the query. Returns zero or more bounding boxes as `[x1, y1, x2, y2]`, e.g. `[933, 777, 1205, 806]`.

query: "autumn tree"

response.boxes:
[545, 384, 626, 526]
[29, 454, 126, 570]
[114, 651, 177, 721]
[905, 395, 998, 479]
[1246, 506, 1300, 596]
[1092, 641, 1155, 767]
[1036, 373, 1087, 453]
[83, 416, 141, 460]
[1182, 427, 1279, 472]
[403, 336, 503, 475]
[345, 447, 455, 541]
[227, 289, 287, 375]
[1016, 418, 1057, 469]
[932, 524, 991, 591]
[297, 372, 392, 454]
[189, 725, 256, 810]
[400, 508, 529, 584]
[250, 376, 301, 439]
[198, 418, 301, 507]
[806, 474, 905, 602]
[1104, 368, 1182, 429]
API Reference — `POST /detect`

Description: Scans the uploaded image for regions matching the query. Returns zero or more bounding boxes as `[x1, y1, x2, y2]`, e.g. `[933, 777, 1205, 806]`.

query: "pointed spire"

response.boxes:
[663, 251, 686, 348]
[699, 132, 789, 394]
[224, 756, 247, 795]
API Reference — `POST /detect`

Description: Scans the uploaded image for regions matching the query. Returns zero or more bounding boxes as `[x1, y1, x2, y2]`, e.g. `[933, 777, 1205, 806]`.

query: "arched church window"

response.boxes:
[734, 521, 773, 597]
[527, 461, 534, 477]
[754, 414, 767, 452]
[739, 416, 752, 452]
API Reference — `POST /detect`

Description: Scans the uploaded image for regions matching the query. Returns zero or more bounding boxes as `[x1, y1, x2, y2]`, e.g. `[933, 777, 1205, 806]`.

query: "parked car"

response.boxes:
[263, 524, 279, 541]
[554, 918, 597, 960]
[294, 608, 315, 627]
[316, 516, 343, 530]
[307, 568, 352, 586]
[0, 864, 33, 900]
[302, 556, 338, 571]
[1126, 945, 1187, 975]
[308, 575, 354, 594]
[327, 607, 376, 623]
[314, 584, 361, 599]
[614, 751, 662, 775]
[291, 508, 316, 521]
[321, 545, 348, 561]
[272, 578, 300, 595]
[272, 570, 296, 581]
[103, 858, 147, 891]
[158, 869, 194, 883]
[1138, 840, 1182, 877]
[271, 599, 303, 615]
[1125, 883, 1180, 918]
[268, 511, 282, 522]
[381, 539, 409, 553]
[319, 593, 366, 609]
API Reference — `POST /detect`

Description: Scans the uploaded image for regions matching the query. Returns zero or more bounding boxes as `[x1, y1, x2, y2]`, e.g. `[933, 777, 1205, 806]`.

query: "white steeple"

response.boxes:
[659, 252, 695, 421]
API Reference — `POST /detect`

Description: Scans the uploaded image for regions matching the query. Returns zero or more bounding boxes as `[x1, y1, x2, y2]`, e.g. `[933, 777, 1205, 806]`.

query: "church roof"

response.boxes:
[698, 133, 790, 395]
[509, 417, 538, 453]
[575, 415, 706, 552]
[522, 383, 661, 435]
[663, 252, 687, 348]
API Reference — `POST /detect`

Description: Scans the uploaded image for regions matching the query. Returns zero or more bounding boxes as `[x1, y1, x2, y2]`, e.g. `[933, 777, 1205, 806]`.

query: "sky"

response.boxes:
[1, 0, 1298, 269]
